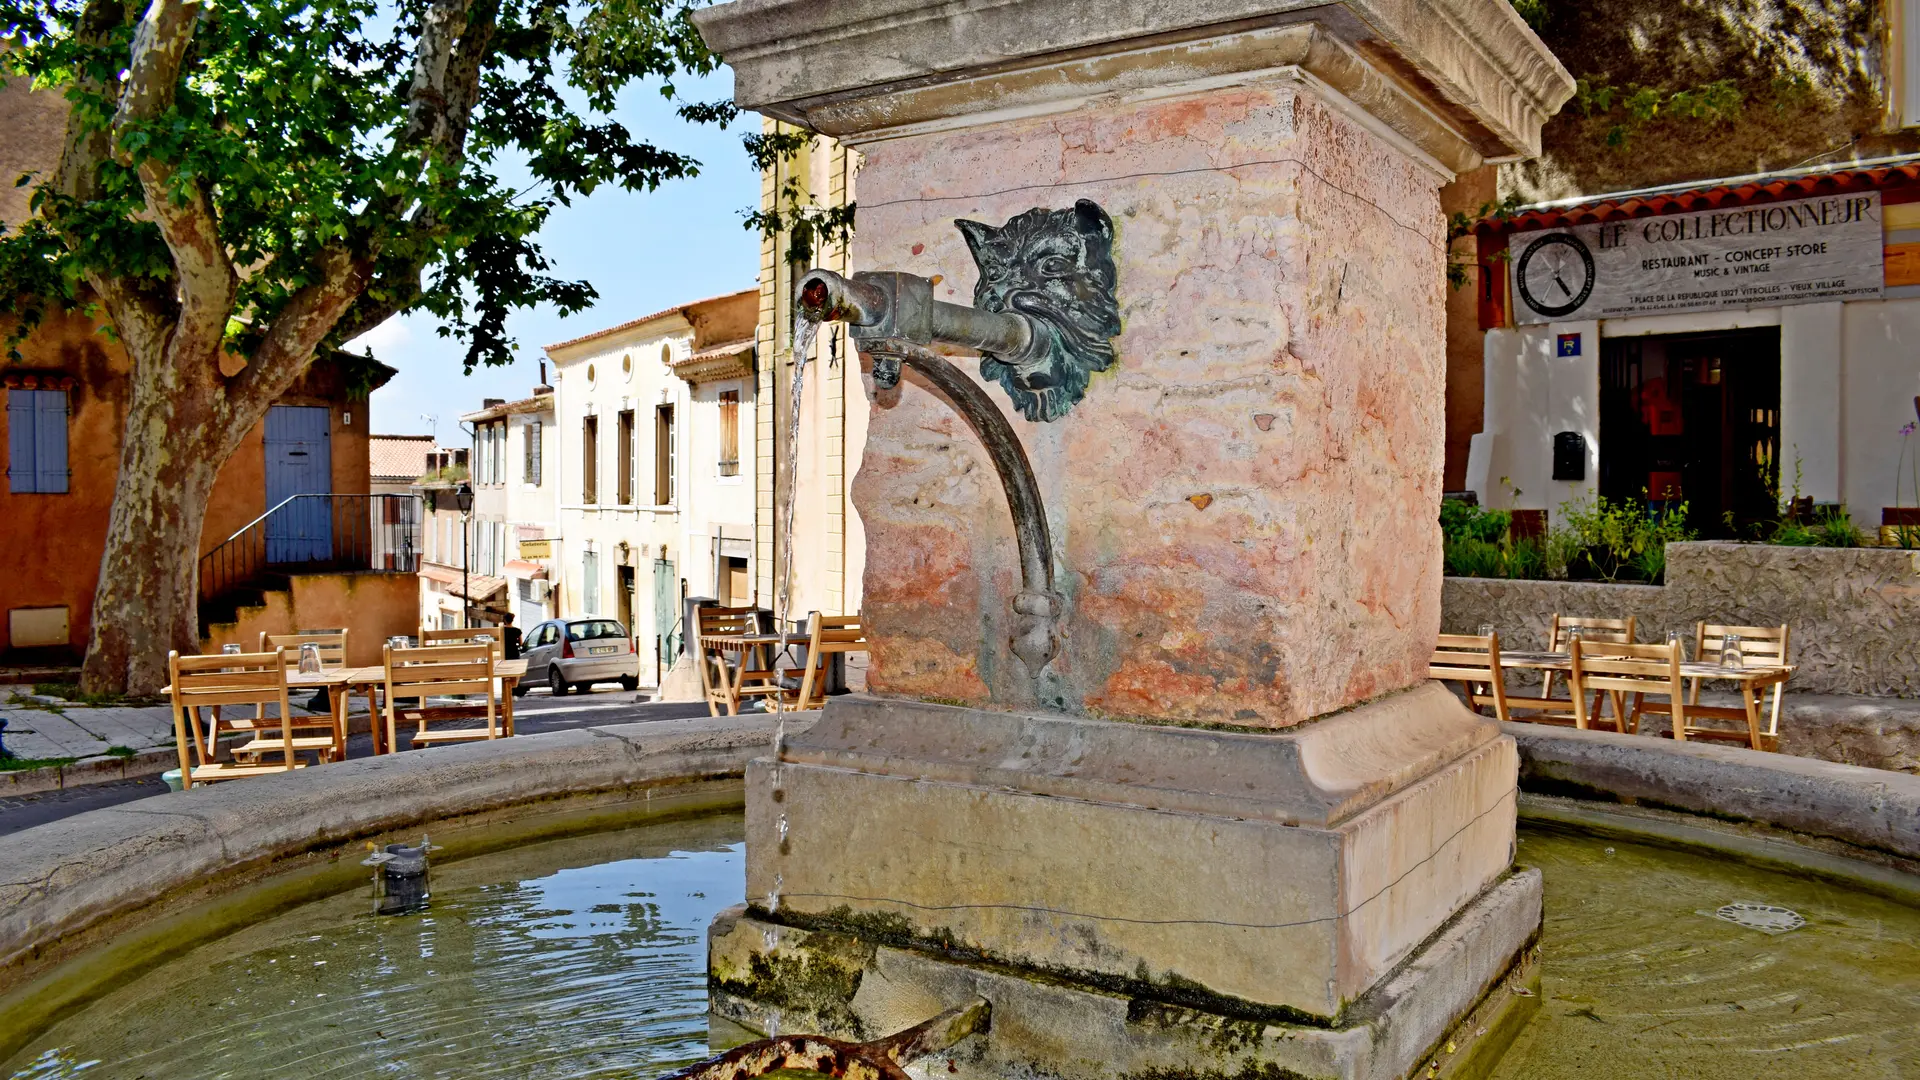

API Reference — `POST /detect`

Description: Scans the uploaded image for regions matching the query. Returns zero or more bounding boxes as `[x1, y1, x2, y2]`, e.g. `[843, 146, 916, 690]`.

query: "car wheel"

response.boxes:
[619, 675, 639, 691]
[548, 666, 570, 696]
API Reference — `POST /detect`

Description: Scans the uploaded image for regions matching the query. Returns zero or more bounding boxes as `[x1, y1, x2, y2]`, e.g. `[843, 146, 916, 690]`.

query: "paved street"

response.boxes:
[0, 688, 720, 838]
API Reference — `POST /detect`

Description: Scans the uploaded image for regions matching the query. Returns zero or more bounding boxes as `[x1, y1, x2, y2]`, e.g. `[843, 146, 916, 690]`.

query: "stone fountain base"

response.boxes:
[710, 869, 1539, 1080]
[707, 689, 1541, 1078]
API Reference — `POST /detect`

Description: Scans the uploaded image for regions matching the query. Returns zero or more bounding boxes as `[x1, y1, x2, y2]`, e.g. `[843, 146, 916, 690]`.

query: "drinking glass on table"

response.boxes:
[221, 643, 242, 655]
[1721, 634, 1743, 670]
[298, 642, 323, 674]
[1667, 629, 1682, 653]
[1478, 623, 1496, 641]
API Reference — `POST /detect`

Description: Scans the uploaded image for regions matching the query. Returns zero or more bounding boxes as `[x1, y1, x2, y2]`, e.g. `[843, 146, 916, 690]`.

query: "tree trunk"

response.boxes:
[80, 351, 237, 696]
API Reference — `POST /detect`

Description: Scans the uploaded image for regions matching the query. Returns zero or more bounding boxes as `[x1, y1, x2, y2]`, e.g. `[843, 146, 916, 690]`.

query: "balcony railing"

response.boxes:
[199, 493, 423, 607]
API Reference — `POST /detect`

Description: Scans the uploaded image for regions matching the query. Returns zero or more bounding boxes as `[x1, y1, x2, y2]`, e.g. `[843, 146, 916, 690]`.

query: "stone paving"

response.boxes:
[0, 692, 181, 762]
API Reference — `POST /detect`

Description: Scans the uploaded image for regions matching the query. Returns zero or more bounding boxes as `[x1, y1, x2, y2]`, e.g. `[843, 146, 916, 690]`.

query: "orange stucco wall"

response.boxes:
[1, 309, 374, 657]
[200, 570, 419, 666]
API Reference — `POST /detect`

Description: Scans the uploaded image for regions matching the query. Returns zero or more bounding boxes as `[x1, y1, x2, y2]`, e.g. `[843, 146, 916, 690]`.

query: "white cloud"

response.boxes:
[346, 315, 413, 359]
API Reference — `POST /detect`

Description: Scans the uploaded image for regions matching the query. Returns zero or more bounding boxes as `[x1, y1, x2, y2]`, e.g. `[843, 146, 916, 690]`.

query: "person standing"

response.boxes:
[501, 612, 523, 660]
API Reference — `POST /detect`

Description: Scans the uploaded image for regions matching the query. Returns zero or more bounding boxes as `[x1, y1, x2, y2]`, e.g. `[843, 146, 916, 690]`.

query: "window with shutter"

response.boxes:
[523, 420, 541, 485]
[582, 415, 598, 503]
[6, 389, 69, 494]
[718, 390, 740, 477]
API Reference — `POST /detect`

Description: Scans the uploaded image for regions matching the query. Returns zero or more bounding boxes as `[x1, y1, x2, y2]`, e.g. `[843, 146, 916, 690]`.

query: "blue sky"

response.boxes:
[354, 70, 760, 441]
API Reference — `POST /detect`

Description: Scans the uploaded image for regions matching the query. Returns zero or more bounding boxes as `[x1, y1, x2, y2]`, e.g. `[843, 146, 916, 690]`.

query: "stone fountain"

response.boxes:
[691, 2, 1574, 1077]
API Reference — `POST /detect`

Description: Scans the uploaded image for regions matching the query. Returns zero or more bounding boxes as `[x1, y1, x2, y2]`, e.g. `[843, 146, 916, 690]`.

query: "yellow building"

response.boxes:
[753, 124, 868, 627]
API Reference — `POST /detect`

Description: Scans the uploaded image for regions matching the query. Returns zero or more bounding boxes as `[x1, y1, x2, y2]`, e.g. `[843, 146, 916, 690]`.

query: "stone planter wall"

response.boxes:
[1443, 542, 1920, 698]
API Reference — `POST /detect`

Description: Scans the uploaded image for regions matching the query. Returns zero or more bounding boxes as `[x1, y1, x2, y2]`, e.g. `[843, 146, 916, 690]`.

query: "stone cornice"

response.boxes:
[669, 340, 754, 385]
[695, 0, 1572, 169]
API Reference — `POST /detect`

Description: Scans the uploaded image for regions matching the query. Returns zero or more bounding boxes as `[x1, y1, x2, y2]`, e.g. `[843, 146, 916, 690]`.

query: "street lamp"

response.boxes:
[455, 481, 474, 628]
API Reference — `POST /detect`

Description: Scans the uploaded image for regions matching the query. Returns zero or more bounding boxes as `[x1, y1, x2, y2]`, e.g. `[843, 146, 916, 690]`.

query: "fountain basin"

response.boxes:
[0, 714, 791, 1061]
[2, 714, 1918, 1079]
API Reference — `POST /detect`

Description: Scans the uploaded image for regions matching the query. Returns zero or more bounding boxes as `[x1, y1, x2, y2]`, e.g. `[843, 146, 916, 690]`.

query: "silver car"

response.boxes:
[520, 616, 640, 695]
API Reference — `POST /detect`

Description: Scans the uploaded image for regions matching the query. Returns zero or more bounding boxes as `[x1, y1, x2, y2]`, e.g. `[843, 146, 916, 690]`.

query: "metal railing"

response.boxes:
[199, 493, 423, 605]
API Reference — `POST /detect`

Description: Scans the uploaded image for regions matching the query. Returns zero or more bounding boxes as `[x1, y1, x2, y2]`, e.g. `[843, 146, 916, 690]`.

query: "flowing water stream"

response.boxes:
[6, 821, 1916, 1079]
[761, 314, 819, 930]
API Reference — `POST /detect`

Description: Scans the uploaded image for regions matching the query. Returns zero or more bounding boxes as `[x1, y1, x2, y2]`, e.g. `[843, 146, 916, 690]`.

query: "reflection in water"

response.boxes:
[5, 816, 745, 1080]
[1492, 827, 1920, 1079]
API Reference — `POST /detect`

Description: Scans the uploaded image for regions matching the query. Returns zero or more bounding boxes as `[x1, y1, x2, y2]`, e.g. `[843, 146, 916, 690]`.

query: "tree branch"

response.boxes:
[400, 0, 472, 157]
[227, 245, 374, 435]
[336, 0, 496, 344]
[113, 0, 238, 375]
[47, 0, 176, 365]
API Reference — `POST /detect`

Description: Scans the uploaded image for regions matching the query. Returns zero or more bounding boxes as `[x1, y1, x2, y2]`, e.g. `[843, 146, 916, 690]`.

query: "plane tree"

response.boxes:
[0, 0, 721, 692]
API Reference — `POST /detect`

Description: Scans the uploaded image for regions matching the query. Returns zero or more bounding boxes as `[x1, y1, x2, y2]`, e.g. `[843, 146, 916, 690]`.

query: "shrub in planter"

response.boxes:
[1557, 494, 1695, 583]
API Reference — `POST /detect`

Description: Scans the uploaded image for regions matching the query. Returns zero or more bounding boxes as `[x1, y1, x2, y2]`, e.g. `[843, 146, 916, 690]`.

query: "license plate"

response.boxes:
[589, 645, 618, 655]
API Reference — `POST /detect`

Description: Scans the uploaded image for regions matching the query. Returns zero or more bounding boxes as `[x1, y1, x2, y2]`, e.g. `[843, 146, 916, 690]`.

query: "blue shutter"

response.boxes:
[34, 390, 69, 493]
[7, 390, 34, 493]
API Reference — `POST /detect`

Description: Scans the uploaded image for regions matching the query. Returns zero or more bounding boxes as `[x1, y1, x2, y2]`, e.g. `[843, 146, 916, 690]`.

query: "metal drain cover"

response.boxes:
[1711, 902, 1806, 934]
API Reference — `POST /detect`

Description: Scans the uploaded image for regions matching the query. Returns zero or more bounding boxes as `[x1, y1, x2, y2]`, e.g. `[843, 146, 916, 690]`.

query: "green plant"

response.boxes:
[105, 745, 137, 759]
[1503, 536, 1546, 580]
[1507, 0, 1548, 29]
[1556, 493, 1696, 582]
[0, 756, 79, 773]
[31, 681, 123, 706]
[1574, 76, 1742, 148]
[1439, 498, 1554, 579]
[1443, 537, 1505, 578]
[1895, 411, 1920, 549]
[1440, 499, 1511, 545]
[1540, 528, 1581, 581]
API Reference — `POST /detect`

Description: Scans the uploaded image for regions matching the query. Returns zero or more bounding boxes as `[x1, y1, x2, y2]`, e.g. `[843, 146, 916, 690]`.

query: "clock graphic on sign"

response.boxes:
[1515, 232, 1595, 318]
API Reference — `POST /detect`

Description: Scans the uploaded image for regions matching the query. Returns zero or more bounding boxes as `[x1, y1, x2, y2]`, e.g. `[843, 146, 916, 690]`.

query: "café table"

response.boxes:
[700, 633, 807, 716]
[342, 658, 528, 754]
[1497, 650, 1792, 747]
[167, 659, 529, 760]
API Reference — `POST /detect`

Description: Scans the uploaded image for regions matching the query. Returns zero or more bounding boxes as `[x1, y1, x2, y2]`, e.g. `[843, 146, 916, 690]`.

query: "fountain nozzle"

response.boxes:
[795, 268, 1038, 360]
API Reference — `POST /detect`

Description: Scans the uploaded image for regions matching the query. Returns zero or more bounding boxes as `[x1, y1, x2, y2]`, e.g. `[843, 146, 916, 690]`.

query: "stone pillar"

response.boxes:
[701, 4, 1572, 727]
[695, 4, 1571, 1077]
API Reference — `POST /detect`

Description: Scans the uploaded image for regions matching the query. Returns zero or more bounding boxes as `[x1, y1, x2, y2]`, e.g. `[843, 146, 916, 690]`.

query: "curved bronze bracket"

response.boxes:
[863, 337, 1063, 675]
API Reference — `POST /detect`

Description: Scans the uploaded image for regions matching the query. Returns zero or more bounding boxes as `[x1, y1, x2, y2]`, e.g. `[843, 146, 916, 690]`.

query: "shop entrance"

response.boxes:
[1599, 328, 1780, 538]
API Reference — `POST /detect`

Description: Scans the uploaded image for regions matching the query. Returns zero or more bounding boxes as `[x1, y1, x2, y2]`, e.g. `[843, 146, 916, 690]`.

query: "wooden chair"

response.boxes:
[1539, 613, 1635, 724]
[194, 636, 346, 764]
[423, 625, 505, 658]
[1566, 638, 1682, 735]
[249, 630, 351, 761]
[697, 605, 784, 716]
[1429, 632, 1511, 722]
[168, 649, 321, 787]
[382, 642, 502, 750]
[787, 613, 870, 712]
[258, 630, 348, 669]
[1691, 622, 1790, 747]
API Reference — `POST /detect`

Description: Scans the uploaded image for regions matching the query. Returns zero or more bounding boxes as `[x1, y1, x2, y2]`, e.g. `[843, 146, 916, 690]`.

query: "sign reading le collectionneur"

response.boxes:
[1507, 191, 1884, 325]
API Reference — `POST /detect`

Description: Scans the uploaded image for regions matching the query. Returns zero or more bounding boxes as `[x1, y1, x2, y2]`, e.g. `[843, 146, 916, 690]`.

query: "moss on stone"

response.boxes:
[709, 928, 876, 1040]
[1122, 1061, 1328, 1080]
